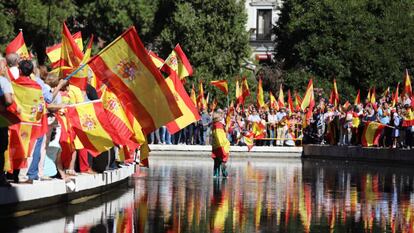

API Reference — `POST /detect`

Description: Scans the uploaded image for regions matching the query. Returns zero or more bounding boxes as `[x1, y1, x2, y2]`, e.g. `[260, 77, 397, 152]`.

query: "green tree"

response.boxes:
[275, 0, 414, 101]
[157, 0, 250, 106]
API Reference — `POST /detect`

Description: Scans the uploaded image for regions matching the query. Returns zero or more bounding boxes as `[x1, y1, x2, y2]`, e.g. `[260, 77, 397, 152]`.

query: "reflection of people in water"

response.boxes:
[211, 111, 230, 177]
[210, 178, 229, 232]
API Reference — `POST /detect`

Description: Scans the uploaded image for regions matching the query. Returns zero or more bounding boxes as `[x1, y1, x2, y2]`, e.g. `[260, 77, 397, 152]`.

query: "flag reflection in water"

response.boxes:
[38, 158, 414, 233]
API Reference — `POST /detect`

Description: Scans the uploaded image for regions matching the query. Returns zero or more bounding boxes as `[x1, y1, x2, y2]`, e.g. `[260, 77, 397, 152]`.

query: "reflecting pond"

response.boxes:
[5, 156, 414, 233]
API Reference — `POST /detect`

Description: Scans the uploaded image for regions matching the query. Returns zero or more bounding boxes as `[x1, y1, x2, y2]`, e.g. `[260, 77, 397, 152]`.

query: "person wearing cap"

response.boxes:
[211, 112, 230, 177]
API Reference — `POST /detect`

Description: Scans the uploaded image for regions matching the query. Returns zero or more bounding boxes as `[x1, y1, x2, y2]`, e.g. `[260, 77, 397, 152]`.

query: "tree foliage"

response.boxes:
[275, 0, 414, 100]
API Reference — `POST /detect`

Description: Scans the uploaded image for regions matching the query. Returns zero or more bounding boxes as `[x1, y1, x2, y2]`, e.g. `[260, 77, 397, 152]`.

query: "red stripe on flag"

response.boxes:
[174, 44, 193, 76]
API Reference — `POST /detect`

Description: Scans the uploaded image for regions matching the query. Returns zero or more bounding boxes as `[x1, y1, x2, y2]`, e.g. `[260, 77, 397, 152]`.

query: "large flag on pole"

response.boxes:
[148, 51, 165, 69]
[392, 84, 399, 107]
[354, 90, 361, 106]
[197, 81, 207, 110]
[257, 78, 265, 108]
[66, 100, 122, 156]
[236, 80, 243, 106]
[269, 91, 278, 110]
[88, 27, 182, 134]
[161, 44, 193, 80]
[329, 79, 339, 107]
[241, 77, 250, 102]
[46, 31, 83, 69]
[165, 73, 201, 134]
[278, 84, 285, 108]
[301, 79, 315, 120]
[210, 80, 228, 95]
[404, 69, 412, 97]
[5, 31, 31, 59]
[190, 84, 197, 105]
[287, 90, 294, 113]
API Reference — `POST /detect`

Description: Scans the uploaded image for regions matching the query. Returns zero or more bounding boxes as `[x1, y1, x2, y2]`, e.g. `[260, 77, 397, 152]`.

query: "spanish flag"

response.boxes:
[329, 79, 339, 107]
[367, 88, 371, 102]
[269, 91, 278, 110]
[5, 31, 30, 59]
[66, 100, 122, 156]
[210, 80, 228, 95]
[148, 51, 165, 69]
[225, 102, 234, 132]
[252, 121, 266, 139]
[278, 84, 285, 108]
[4, 123, 39, 171]
[46, 31, 83, 69]
[370, 87, 376, 104]
[257, 78, 265, 108]
[101, 88, 139, 150]
[235, 80, 243, 106]
[301, 79, 315, 121]
[165, 71, 201, 134]
[392, 84, 399, 107]
[243, 131, 255, 152]
[361, 121, 386, 147]
[197, 81, 207, 110]
[242, 77, 250, 101]
[404, 69, 412, 97]
[11, 77, 48, 134]
[287, 90, 294, 113]
[57, 22, 88, 90]
[161, 44, 193, 80]
[88, 27, 182, 134]
[211, 121, 230, 162]
[190, 84, 197, 105]
[294, 91, 302, 111]
[402, 108, 414, 127]
[56, 113, 76, 169]
[354, 90, 361, 105]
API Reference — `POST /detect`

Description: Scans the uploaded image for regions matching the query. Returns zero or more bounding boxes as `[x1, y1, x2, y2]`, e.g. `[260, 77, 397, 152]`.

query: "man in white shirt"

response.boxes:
[0, 57, 14, 187]
[6, 53, 20, 80]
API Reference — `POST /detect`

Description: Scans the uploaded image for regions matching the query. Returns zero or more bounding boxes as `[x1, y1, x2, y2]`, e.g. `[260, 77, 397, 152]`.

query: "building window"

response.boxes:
[256, 9, 272, 41]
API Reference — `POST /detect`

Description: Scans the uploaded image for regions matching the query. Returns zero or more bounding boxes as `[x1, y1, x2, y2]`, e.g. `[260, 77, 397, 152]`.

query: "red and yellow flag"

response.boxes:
[56, 113, 76, 169]
[66, 100, 122, 156]
[252, 121, 266, 139]
[197, 81, 207, 110]
[101, 88, 139, 150]
[370, 87, 376, 104]
[46, 31, 83, 69]
[354, 90, 361, 105]
[5, 31, 30, 59]
[211, 121, 230, 162]
[257, 78, 265, 108]
[278, 84, 285, 108]
[294, 91, 302, 111]
[236, 80, 243, 106]
[165, 71, 201, 134]
[243, 131, 255, 152]
[190, 84, 197, 105]
[287, 90, 294, 113]
[404, 69, 412, 97]
[329, 79, 339, 107]
[4, 122, 39, 171]
[301, 79, 315, 120]
[148, 51, 165, 69]
[57, 22, 88, 89]
[402, 108, 414, 127]
[161, 44, 193, 80]
[225, 102, 235, 132]
[11, 77, 48, 135]
[242, 77, 250, 101]
[88, 27, 182, 134]
[392, 84, 399, 107]
[361, 121, 386, 147]
[210, 80, 228, 95]
[269, 91, 278, 110]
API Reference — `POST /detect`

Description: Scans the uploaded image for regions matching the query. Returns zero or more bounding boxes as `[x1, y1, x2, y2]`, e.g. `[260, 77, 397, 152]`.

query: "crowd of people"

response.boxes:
[1, 51, 413, 188]
[0, 54, 132, 187]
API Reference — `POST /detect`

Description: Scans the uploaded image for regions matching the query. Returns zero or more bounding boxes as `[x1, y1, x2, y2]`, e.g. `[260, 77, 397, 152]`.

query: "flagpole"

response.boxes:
[63, 63, 88, 81]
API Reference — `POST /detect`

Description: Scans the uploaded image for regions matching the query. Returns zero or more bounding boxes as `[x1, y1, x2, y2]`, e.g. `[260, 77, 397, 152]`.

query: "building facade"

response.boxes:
[245, 0, 282, 63]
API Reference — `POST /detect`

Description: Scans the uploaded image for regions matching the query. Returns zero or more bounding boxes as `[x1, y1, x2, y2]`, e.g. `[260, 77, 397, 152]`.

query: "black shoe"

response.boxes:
[0, 179, 12, 187]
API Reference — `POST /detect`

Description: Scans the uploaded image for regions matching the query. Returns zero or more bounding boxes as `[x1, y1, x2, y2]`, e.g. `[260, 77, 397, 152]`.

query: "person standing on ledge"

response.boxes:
[211, 111, 230, 177]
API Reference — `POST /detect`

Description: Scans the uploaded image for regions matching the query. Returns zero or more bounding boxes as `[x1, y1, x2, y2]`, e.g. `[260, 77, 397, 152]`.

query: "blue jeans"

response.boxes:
[269, 128, 275, 146]
[27, 136, 44, 180]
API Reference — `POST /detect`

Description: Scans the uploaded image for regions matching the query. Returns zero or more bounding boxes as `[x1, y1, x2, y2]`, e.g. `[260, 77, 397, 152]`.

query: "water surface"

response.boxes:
[6, 156, 414, 233]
